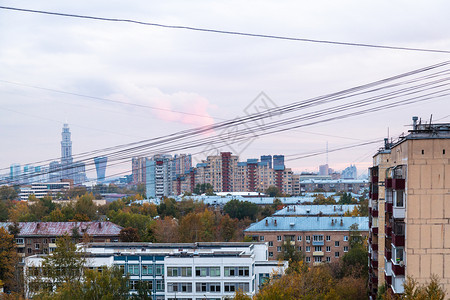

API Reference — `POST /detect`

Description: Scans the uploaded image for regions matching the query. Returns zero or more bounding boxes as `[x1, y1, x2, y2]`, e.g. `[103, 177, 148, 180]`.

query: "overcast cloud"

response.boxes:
[1, 0, 449, 178]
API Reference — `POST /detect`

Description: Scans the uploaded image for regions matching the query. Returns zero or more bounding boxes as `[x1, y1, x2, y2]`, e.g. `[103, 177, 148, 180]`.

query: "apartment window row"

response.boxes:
[125, 264, 164, 276]
[224, 282, 250, 292]
[167, 267, 192, 277]
[224, 266, 249, 277]
[271, 235, 349, 243]
[195, 282, 221, 293]
[167, 282, 192, 293]
[129, 279, 164, 291]
[195, 266, 220, 277]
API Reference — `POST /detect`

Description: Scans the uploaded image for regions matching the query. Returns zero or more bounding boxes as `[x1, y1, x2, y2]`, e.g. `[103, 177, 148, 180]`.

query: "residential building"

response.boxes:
[319, 164, 329, 176]
[298, 179, 368, 194]
[146, 155, 173, 198]
[342, 165, 358, 179]
[24, 242, 288, 299]
[368, 118, 450, 298]
[244, 216, 368, 263]
[273, 204, 358, 217]
[132, 157, 148, 185]
[0, 222, 122, 260]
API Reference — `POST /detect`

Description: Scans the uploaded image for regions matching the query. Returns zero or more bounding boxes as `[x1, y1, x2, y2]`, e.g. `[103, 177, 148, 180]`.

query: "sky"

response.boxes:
[1, 0, 450, 179]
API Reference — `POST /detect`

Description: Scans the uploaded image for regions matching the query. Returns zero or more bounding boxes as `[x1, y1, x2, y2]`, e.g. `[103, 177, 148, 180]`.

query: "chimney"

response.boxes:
[265, 219, 269, 226]
[98, 222, 102, 229]
[384, 138, 390, 150]
[333, 206, 336, 211]
[274, 219, 277, 226]
[340, 219, 344, 226]
[331, 219, 334, 226]
[293, 206, 296, 212]
[412, 116, 418, 130]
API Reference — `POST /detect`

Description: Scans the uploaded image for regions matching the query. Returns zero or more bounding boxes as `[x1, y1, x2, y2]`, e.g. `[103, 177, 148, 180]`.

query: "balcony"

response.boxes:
[385, 273, 392, 285]
[313, 251, 324, 256]
[370, 274, 378, 284]
[371, 208, 379, 218]
[372, 227, 379, 235]
[385, 178, 392, 189]
[392, 275, 405, 294]
[371, 243, 378, 252]
[392, 178, 405, 190]
[385, 225, 392, 238]
[370, 192, 379, 200]
[385, 248, 392, 261]
[393, 207, 405, 219]
[392, 263, 405, 276]
[385, 202, 393, 214]
[312, 241, 324, 246]
[384, 257, 392, 276]
[371, 259, 378, 269]
[392, 234, 405, 247]
[371, 176, 379, 184]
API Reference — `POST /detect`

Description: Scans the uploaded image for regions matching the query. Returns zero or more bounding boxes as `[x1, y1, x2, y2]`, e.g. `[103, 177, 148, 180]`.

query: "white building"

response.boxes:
[24, 242, 288, 299]
[19, 182, 71, 201]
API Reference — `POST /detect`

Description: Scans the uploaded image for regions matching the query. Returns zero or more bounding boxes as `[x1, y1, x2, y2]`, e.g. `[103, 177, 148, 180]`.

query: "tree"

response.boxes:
[66, 186, 87, 199]
[151, 216, 179, 243]
[0, 186, 18, 201]
[0, 227, 19, 293]
[130, 280, 152, 300]
[119, 227, 141, 242]
[157, 198, 178, 218]
[223, 200, 259, 220]
[313, 194, 336, 205]
[265, 186, 281, 197]
[277, 240, 304, 264]
[74, 193, 97, 220]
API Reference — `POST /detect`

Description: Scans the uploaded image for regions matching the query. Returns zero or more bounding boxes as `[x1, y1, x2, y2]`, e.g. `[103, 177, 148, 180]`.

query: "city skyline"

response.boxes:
[1, 1, 449, 180]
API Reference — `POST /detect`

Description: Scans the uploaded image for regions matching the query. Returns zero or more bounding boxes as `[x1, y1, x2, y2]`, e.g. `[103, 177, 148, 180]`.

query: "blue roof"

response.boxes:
[273, 205, 358, 216]
[244, 216, 369, 232]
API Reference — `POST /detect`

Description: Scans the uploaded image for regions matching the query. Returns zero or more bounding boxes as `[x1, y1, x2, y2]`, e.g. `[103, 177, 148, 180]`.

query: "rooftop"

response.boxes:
[244, 216, 369, 232]
[0, 221, 123, 237]
[273, 204, 358, 216]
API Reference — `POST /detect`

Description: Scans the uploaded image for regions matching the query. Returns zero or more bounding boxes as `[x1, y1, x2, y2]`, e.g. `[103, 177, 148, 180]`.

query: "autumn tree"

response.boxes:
[313, 194, 336, 205]
[0, 186, 18, 201]
[265, 186, 282, 197]
[0, 227, 19, 293]
[224, 200, 259, 220]
[119, 227, 141, 242]
[151, 216, 179, 243]
[74, 193, 97, 220]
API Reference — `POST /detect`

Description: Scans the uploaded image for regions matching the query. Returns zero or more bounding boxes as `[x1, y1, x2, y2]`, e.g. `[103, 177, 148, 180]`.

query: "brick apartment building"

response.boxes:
[368, 118, 450, 298]
[244, 216, 368, 263]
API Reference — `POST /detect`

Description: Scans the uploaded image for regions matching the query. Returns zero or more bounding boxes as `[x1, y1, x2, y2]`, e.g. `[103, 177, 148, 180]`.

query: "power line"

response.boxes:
[1, 5, 450, 54]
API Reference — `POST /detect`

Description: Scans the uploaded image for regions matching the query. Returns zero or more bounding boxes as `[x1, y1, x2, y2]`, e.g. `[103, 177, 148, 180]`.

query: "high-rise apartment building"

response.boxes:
[368, 118, 450, 298]
[132, 157, 147, 185]
[342, 164, 358, 179]
[146, 155, 173, 198]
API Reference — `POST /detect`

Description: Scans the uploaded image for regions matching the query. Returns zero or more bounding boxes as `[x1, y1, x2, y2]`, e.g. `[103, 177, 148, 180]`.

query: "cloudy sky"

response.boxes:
[1, 0, 449, 179]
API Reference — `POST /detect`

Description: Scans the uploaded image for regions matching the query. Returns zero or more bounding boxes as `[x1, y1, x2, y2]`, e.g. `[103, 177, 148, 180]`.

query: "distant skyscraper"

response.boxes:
[59, 123, 86, 184]
[273, 155, 285, 171]
[341, 165, 357, 179]
[94, 157, 108, 183]
[319, 164, 329, 176]
[9, 163, 21, 184]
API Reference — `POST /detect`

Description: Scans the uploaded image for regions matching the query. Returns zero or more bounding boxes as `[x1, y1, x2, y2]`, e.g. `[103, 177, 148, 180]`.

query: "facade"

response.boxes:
[132, 157, 148, 185]
[319, 164, 329, 176]
[94, 156, 108, 183]
[25, 242, 288, 299]
[342, 164, 358, 179]
[273, 204, 358, 217]
[245, 216, 368, 263]
[19, 182, 71, 201]
[299, 179, 368, 194]
[368, 118, 450, 298]
[146, 155, 173, 198]
[0, 221, 122, 260]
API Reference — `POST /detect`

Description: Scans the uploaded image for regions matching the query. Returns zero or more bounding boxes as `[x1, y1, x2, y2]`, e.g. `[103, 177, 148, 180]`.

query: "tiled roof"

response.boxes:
[0, 222, 123, 237]
[244, 216, 369, 232]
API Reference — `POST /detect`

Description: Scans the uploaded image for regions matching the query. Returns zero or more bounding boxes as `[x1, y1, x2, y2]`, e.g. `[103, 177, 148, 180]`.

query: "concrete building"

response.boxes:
[19, 181, 71, 201]
[273, 204, 358, 217]
[368, 118, 450, 298]
[342, 164, 358, 179]
[146, 155, 173, 198]
[299, 179, 368, 194]
[24, 242, 288, 299]
[132, 157, 148, 185]
[319, 164, 329, 176]
[0, 222, 122, 261]
[244, 216, 368, 263]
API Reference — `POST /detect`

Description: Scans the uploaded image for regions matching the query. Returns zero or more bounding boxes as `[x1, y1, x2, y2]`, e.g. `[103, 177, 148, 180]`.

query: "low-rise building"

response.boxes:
[244, 216, 368, 263]
[24, 242, 288, 299]
[273, 204, 358, 216]
[0, 222, 122, 260]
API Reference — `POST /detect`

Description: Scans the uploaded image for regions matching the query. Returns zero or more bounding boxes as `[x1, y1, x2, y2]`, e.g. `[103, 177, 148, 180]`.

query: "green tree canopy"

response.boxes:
[223, 200, 259, 220]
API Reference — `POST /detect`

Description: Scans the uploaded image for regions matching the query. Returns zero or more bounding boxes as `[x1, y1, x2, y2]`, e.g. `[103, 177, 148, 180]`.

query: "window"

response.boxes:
[314, 246, 322, 252]
[210, 267, 220, 277]
[305, 236, 310, 242]
[297, 235, 302, 241]
[277, 236, 281, 241]
[298, 246, 302, 251]
[306, 246, 310, 252]
[313, 235, 323, 242]
[156, 280, 164, 291]
[268, 241, 273, 247]
[224, 266, 249, 277]
[335, 252, 340, 258]
[16, 238, 24, 244]
[224, 282, 249, 293]
[277, 246, 281, 252]
[167, 282, 192, 293]
[129, 280, 138, 291]
[305, 257, 311, 263]
[335, 241, 340, 247]
[269, 252, 273, 257]
[260, 236, 264, 241]
[314, 256, 322, 263]
[326, 257, 331, 262]
[326, 246, 331, 252]
[344, 236, 349, 241]
[142, 265, 153, 275]
[155, 264, 164, 276]
[50, 238, 56, 243]
[27, 248, 32, 254]
[344, 246, 349, 252]
[128, 265, 139, 275]
[119, 265, 125, 274]
[196, 282, 221, 293]
[196, 267, 219, 277]
[326, 235, 331, 241]
[35, 243, 40, 250]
